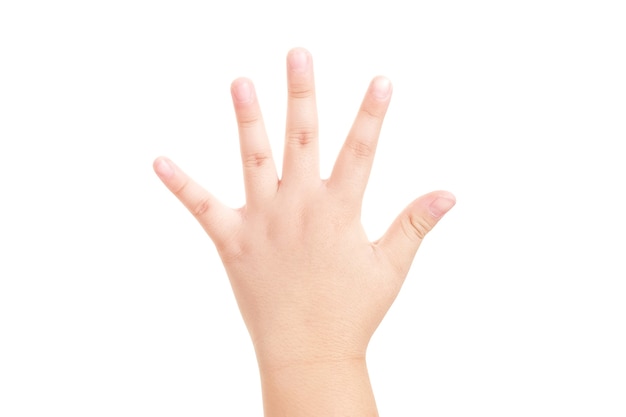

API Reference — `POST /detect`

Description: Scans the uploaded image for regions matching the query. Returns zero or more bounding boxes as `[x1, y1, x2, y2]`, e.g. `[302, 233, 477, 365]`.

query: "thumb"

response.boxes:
[376, 191, 456, 275]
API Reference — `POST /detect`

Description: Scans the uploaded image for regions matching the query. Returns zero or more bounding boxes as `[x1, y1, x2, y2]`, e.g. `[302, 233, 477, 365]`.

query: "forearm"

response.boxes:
[258, 357, 378, 417]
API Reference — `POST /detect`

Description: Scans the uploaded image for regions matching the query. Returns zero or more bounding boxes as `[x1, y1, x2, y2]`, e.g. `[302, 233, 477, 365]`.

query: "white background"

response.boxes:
[1, 0, 625, 415]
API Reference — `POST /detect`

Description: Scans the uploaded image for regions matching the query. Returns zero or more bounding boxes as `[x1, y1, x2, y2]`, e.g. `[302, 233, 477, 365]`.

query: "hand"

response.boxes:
[154, 47, 455, 415]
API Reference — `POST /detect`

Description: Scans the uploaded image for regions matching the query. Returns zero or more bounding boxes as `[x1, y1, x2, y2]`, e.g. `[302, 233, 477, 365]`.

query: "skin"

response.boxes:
[154, 47, 455, 416]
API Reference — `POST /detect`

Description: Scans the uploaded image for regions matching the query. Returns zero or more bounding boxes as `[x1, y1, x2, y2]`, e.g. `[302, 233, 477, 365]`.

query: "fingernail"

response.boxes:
[154, 158, 174, 179]
[371, 77, 391, 100]
[288, 49, 309, 73]
[232, 79, 253, 103]
[428, 195, 456, 218]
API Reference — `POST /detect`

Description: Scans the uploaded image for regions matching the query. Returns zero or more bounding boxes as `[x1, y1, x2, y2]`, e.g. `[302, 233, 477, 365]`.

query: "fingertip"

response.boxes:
[370, 76, 392, 100]
[287, 46, 311, 57]
[231, 77, 255, 104]
[287, 47, 311, 73]
[153, 156, 174, 180]
[427, 191, 456, 218]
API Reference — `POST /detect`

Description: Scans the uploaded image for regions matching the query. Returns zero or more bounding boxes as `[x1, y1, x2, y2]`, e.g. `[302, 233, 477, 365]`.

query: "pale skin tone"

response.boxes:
[154, 48, 455, 416]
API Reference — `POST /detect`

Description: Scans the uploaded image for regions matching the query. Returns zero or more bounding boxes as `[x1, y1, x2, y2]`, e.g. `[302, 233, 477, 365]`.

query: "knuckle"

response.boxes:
[218, 242, 245, 265]
[238, 114, 261, 129]
[347, 139, 373, 160]
[289, 83, 314, 99]
[403, 212, 433, 241]
[173, 178, 189, 196]
[242, 152, 271, 168]
[192, 197, 211, 217]
[360, 106, 381, 121]
[286, 126, 317, 147]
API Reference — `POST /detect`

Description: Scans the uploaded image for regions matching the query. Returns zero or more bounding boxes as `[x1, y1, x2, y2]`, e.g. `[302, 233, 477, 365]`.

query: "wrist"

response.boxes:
[258, 356, 378, 416]
[251, 329, 370, 374]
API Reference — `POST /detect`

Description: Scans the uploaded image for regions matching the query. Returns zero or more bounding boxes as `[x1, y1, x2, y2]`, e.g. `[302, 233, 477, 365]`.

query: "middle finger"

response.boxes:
[282, 48, 320, 186]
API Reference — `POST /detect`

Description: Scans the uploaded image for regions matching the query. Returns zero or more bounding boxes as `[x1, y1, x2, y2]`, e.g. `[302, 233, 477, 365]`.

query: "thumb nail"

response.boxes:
[428, 195, 456, 218]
